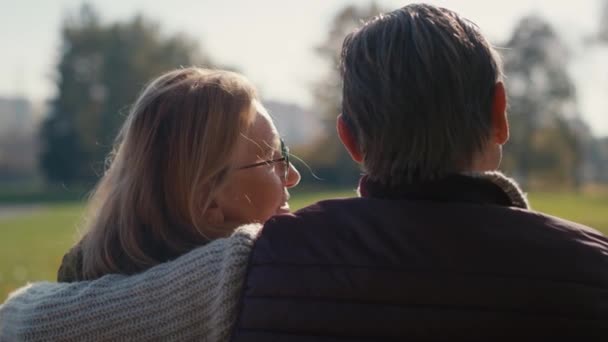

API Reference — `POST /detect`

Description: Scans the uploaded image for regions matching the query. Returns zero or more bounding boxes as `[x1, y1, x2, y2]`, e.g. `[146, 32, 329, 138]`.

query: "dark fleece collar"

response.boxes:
[358, 171, 529, 209]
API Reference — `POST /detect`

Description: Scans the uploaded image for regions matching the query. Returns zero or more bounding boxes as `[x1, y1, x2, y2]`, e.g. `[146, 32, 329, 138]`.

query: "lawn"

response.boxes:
[527, 192, 608, 230]
[0, 204, 84, 300]
[1, 189, 606, 302]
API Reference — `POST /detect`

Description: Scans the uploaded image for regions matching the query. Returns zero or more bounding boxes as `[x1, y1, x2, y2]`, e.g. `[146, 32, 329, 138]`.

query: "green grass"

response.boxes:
[528, 192, 608, 230]
[289, 187, 358, 209]
[0, 204, 84, 299]
[1, 190, 606, 302]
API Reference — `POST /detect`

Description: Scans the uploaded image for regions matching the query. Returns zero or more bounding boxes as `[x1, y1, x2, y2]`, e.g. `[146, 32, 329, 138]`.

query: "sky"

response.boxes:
[1, 0, 607, 136]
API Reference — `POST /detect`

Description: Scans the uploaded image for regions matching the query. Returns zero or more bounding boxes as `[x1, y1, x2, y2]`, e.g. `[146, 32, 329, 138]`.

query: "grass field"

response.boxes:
[1, 189, 606, 302]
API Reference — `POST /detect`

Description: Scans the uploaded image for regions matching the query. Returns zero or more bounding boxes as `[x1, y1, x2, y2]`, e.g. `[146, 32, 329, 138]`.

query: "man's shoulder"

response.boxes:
[253, 197, 608, 287]
[254, 198, 365, 253]
[264, 196, 606, 238]
[260, 196, 608, 257]
[263, 197, 366, 229]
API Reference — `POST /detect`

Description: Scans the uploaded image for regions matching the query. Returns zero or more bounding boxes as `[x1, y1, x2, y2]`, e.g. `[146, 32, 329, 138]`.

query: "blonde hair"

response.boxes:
[80, 68, 256, 279]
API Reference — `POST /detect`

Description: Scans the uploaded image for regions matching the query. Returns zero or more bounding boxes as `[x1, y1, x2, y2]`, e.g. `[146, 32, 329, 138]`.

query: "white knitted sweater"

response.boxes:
[0, 224, 262, 341]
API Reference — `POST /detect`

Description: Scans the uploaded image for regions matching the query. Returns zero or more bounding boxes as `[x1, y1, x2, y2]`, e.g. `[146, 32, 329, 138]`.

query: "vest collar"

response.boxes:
[357, 171, 529, 209]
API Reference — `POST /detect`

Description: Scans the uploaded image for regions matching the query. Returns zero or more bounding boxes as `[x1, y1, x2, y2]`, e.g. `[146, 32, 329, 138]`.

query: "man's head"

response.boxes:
[338, 3, 508, 186]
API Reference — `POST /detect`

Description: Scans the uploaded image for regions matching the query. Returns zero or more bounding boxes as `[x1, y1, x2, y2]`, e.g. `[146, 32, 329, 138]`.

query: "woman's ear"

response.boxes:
[492, 82, 509, 145]
[203, 200, 225, 226]
[337, 114, 363, 163]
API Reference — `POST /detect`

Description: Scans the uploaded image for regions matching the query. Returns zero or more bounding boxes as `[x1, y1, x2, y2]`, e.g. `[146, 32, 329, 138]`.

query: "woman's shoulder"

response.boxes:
[54, 223, 262, 285]
[57, 243, 85, 283]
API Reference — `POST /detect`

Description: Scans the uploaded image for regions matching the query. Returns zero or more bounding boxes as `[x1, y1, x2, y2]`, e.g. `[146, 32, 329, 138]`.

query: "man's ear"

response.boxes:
[203, 200, 224, 226]
[337, 114, 363, 163]
[492, 82, 509, 145]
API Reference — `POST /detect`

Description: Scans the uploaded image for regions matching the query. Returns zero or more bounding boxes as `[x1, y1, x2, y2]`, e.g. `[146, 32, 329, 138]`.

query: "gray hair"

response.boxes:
[341, 3, 504, 185]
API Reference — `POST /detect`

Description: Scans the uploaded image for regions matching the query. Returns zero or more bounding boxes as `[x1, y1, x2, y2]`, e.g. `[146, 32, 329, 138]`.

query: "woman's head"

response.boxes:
[81, 68, 299, 279]
[212, 101, 300, 225]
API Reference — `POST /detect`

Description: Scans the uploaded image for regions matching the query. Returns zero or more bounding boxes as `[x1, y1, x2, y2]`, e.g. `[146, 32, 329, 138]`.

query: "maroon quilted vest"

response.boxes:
[231, 175, 608, 341]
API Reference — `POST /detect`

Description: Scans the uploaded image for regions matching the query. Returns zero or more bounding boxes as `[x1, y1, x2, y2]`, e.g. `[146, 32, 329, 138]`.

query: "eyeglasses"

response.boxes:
[237, 138, 290, 180]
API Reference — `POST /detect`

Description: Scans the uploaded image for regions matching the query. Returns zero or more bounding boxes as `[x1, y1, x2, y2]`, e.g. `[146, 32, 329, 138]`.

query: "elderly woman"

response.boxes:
[53, 67, 300, 282]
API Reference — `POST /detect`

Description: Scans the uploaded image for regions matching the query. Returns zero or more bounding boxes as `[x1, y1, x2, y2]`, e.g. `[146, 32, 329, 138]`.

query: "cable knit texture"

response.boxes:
[0, 223, 261, 342]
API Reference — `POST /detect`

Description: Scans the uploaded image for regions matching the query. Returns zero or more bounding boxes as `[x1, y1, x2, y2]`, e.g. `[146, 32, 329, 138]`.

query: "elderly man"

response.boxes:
[2, 3, 607, 341]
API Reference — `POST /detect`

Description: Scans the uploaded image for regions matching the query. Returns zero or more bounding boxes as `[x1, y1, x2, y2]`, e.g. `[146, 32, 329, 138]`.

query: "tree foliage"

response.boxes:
[40, 4, 209, 184]
[502, 15, 584, 188]
[306, 3, 383, 185]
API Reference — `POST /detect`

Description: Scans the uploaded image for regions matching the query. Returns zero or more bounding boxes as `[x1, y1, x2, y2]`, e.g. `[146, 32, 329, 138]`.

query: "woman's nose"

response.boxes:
[285, 163, 301, 188]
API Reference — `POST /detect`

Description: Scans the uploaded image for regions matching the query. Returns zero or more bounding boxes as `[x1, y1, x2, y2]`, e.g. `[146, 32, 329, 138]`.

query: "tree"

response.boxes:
[306, 3, 383, 186]
[40, 4, 209, 184]
[502, 15, 583, 188]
